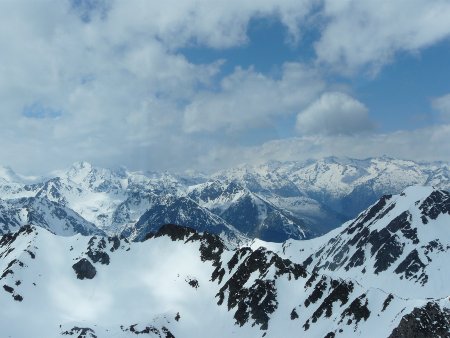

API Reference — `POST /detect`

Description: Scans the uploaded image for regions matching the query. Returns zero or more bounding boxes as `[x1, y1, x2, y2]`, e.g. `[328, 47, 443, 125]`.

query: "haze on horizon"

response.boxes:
[0, 0, 450, 175]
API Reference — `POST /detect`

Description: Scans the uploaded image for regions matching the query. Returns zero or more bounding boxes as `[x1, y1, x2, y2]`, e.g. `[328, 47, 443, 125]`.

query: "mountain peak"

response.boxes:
[300, 185, 450, 298]
[0, 165, 23, 183]
[70, 160, 93, 171]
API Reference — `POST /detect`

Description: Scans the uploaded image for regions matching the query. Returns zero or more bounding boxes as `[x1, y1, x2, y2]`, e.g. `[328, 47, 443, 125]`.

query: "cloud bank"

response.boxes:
[0, 0, 449, 173]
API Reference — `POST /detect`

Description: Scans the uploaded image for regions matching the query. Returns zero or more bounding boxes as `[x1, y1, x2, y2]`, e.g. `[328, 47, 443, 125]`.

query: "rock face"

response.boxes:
[72, 258, 96, 280]
[297, 186, 450, 298]
[388, 302, 450, 338]
[61, 327, 97, 338]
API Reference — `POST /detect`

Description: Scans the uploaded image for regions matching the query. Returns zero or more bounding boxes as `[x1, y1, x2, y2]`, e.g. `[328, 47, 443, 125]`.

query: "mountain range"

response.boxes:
[0, 184, 449, 337]
[0, 157, 449, 243]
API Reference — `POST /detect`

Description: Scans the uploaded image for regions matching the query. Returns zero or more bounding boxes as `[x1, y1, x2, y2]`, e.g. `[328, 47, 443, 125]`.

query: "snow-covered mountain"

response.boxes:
[0, 159, 449, 337]
[1, 218, 448, 337]
[303, 186, 450, 299]
[216, 157, 450, 219]
[188, 180, 315, 242]
[0, 196, 104, 236]
[0, 157, 449, 243]
[273, 186, 450, 301]
[121, 194, 246, 245]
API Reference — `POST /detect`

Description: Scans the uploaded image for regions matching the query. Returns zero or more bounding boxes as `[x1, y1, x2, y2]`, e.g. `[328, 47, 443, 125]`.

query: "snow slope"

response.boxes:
[275, 186, 450, 299]
[188, 180, 314, 241]
[0, 224, 449, 338]
[0, 197, 104, 236]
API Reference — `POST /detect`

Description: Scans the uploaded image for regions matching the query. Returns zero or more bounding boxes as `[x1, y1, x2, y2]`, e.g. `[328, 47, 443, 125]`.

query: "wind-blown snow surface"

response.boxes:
[1, 219, 449, 337]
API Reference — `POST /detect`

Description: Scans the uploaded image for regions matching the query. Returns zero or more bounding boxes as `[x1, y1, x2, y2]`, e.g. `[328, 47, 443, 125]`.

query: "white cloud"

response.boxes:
[0, 0, 319, 174]
[0, 0, 448, 174]
[315, 0, 450, 73]
[432, 93, 450, 121]
[198, 124, 450, 170]
[98, 0, 316, 49]
[296, 92, 373, 135]
[183, 63, 324, 133]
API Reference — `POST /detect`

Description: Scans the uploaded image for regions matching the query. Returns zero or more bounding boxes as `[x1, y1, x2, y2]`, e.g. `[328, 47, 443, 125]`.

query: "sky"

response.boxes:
[0, 0, 450, 174]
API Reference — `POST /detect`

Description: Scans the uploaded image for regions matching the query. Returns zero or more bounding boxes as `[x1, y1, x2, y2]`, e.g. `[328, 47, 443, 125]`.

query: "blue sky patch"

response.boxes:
[22, 102, 62, 119]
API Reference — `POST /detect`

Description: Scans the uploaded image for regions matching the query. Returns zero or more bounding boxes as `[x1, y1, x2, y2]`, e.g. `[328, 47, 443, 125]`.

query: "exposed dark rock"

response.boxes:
[162, 327, 175, 338]
[216, 246, 306, 330]
[340, 294, 370, 325]
[150, 224, 197, 242]
[0, 225, 35, 250]
[86, 237, 110, 265]
[3, 284, 13, 293]
[419, 190, 450, 223]
[1, 269, 13, 278]
[304, 271, 319, 288]
[304, 276, 328, 308]
[308, 280, 354, 326]
[423, 239, 446, 255]
[384, 212, 418, 244]
[121, 324, 175, 337]
[233, 279, 277, 330]
[13, 294, 23, 302]
[185, 277, 199, 289]
[373, 234, 404, 274]
[108, 236, 121, 252]
[72, 258, 96, 280]
[356, 195, 392, 227]
[227, 248, 251, 271]
[26, 250, 36, 259]
[346, 247, 365, 270]
[389, 302, 450, 338]
[394, 249, 427, 284]
[61, 326, 97, 338]
[382, 294, 394, 312]
[128, 324, 159, 335]
[306, 202, 426, 279]
[188, 231, 225, 264]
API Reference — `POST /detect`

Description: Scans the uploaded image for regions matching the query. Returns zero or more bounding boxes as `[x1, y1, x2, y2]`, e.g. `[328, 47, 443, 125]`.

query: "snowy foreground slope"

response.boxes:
[1, 190, 450, 338]
[276, 186, 450, 300]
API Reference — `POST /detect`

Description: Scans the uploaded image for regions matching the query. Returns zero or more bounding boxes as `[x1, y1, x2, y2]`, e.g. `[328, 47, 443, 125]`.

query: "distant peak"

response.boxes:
[0, 165, 22, 183]
[71, 161, 93, 170]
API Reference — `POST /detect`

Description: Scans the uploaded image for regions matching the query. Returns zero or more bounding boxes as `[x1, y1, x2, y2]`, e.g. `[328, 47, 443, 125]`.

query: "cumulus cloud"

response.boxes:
[432, 93, 450, 121]
[315, 0, 450, 73]
[0, 0, 449, 174]
[295, 92, 374, 135]
[0, 0, 318, 174]
[183, 63, 324, 133]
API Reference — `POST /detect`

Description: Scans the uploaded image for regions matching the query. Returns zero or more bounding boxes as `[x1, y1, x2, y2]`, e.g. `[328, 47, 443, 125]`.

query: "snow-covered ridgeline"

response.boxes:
[0, 157, 449, 243]
[1, 223, 449, 338]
